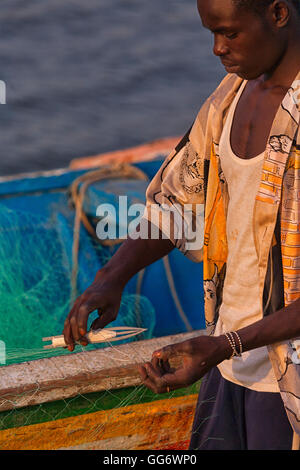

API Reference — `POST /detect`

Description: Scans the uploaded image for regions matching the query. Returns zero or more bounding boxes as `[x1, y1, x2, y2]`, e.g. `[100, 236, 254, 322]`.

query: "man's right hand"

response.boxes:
[63, 267, 123, 351]
[63, 225, 174, 351]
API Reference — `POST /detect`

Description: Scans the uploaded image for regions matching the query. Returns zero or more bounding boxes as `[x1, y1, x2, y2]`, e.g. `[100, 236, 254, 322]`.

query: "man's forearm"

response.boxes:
[101, 220, 174, 287]
[216, 298, 300, 359]
[237, 298, 300, 352]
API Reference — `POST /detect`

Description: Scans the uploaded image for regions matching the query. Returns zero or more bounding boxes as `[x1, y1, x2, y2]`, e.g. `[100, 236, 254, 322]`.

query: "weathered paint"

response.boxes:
[0, 394, 197, 450]
[69, 136, 181, 169]
[0, 331, 203, 412]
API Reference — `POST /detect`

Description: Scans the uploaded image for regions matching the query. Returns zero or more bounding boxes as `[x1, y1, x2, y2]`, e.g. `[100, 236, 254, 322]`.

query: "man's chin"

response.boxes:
[223, 65, 249, 79]
[234, 69, 263, 81]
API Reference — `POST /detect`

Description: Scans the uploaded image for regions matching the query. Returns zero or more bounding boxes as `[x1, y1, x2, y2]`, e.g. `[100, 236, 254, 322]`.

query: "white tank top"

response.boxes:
[215, 80, 279, 392]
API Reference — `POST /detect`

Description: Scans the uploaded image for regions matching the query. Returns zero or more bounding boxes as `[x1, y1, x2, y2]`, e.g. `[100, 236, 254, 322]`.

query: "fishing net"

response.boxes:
[0, 203, 155, 365]
[0, 162, 205, 450]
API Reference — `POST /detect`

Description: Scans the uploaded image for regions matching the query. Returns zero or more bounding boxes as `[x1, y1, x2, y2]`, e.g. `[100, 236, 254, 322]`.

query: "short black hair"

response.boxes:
[232, 0, 300, 15]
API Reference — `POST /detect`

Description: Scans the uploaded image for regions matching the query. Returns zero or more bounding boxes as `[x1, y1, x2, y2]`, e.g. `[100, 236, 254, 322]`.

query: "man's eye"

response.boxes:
[225, 33, 238, 40]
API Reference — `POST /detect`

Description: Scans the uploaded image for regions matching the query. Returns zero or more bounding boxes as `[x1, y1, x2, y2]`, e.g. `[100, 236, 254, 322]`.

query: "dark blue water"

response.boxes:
[0, 0, 225, 176]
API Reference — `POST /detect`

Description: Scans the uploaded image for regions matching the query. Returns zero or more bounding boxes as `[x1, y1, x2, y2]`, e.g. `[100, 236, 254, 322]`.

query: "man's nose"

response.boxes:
[213, 35, 229, 56]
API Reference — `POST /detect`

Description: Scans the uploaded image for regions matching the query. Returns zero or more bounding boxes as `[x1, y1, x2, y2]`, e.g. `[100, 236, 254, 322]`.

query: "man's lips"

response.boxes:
[221, 60, 237, 67]
[221, 61, 241, 73]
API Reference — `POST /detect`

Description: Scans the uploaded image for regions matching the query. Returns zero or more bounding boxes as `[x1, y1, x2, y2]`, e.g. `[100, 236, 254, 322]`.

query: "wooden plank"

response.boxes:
[0, 394, 198, 450]
[0, 330, 204, 411]
[69, 136, 181, 170]
[0, 167, 72, 184]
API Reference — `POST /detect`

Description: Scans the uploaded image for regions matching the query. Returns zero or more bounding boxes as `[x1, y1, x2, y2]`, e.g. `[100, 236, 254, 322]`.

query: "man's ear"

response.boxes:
[270, 1, 290, 28]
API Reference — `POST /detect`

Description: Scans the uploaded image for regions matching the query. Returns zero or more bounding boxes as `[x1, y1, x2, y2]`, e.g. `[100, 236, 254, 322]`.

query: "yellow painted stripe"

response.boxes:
[0, 394, 198, 450]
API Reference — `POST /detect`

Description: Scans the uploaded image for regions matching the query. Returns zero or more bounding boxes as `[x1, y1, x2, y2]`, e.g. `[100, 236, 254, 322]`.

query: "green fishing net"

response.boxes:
[0, 203, 155, 366]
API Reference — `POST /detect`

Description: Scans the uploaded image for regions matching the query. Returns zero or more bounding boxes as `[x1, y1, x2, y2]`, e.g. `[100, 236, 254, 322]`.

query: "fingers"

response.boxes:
[63, 298, 81, 351]
[63, 294, 118, 351]
[138, 363, 168, 394]
[63, 295, 97, 351]
[90, 318, 101, 331]
[138, 340, 198, 393]
[151, 355, 171, 374]
[138, 364, 149, 382]
[152, 339, 197, 364]
[90, 309, 115, 331]
[138, 361, 185, 394]
[151, 342, 185, 364]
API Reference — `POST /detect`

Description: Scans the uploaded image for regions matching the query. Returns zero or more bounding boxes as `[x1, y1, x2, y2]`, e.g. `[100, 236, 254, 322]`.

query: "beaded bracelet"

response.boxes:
[225, 331, 243, 359]
[232, 331, 243, 355]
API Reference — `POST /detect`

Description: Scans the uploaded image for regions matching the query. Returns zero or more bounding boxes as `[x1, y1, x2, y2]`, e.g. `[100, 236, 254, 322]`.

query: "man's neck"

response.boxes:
[262, 33, 300, 89]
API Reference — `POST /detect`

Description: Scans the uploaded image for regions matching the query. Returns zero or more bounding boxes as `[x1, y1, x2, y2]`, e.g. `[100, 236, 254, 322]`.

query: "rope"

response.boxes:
[70, 162, 149, 304]
[69, 162, 193, 332]
[162, 256, 193, 332]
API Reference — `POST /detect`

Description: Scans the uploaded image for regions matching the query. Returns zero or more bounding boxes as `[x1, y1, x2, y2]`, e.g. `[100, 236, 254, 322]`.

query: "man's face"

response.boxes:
[197, 0, 285, 80]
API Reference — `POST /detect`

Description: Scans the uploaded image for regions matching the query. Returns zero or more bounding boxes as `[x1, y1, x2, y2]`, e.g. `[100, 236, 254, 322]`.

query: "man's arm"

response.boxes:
[63, 120, 205, 351]
[63, 221, 174, 351]
[139, 299, 300, 393]
[232, 297, 300, 353]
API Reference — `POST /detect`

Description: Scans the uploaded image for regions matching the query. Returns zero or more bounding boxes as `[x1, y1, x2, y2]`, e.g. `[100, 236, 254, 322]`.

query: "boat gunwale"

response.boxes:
[0, 330, 204, 412]
[0, 136, 180, 183]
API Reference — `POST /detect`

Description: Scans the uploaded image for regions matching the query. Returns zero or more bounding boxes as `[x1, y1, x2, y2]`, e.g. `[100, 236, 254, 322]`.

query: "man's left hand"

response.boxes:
[138, 335, 230, 393]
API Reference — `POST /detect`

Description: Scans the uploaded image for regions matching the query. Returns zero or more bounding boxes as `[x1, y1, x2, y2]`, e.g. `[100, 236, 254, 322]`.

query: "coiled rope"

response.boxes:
[69, 162, 192, 331]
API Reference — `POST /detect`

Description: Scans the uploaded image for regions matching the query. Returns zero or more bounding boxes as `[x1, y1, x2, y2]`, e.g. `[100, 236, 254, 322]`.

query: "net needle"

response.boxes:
[42, 327, 147, 349]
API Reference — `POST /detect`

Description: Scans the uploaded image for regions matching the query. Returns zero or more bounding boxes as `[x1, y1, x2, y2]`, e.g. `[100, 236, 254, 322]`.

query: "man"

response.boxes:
[63, 0, 300, 449]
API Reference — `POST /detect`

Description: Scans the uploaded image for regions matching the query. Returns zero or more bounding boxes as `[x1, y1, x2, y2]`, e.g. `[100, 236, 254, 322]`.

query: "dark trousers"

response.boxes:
[189, 367, 294, 450]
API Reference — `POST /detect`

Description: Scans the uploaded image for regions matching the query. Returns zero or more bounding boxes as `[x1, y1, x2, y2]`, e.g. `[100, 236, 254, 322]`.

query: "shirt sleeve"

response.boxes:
[141, 123, 206, 263]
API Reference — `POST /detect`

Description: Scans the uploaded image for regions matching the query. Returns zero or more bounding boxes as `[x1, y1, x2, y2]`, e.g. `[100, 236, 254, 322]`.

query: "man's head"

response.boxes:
[197, 0, 300, 80]
[232, 0, 300, 16]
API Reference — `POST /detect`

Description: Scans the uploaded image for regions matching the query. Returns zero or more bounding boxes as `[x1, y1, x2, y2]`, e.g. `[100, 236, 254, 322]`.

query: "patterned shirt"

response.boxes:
[143, 72, 300, 437]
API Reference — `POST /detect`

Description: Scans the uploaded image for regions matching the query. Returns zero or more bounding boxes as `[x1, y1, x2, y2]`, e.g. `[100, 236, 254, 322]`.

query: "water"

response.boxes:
[0, 0, 225, 176]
